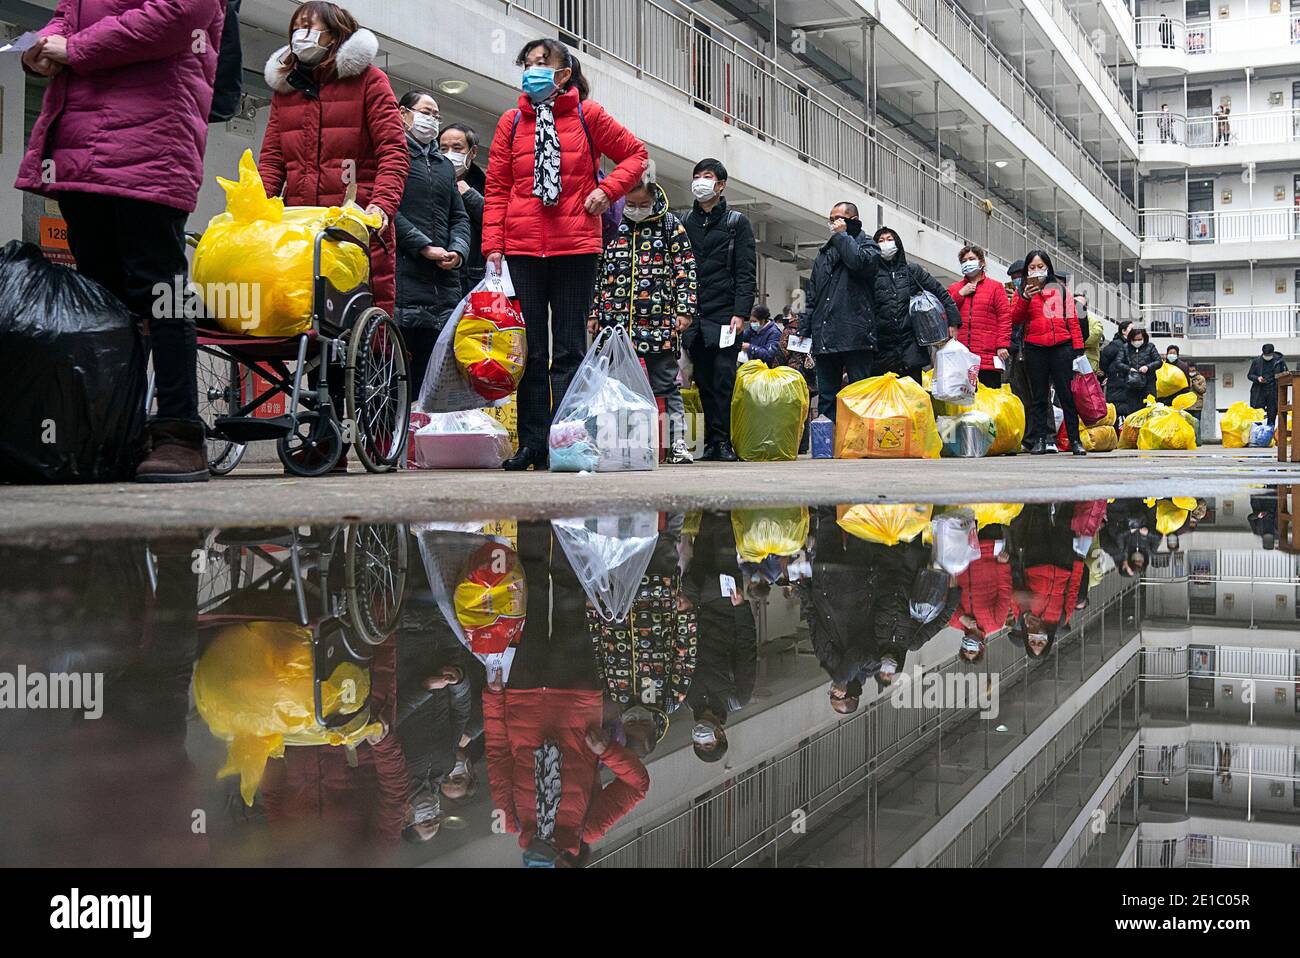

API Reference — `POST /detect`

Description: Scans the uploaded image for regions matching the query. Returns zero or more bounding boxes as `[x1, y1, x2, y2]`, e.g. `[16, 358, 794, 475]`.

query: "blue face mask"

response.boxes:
[521, 65, 557, 101]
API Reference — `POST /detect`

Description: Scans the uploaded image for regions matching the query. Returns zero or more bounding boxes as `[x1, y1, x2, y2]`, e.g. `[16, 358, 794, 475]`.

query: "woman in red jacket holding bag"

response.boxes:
[483, 38, 649, 471]
[947, 244, 1012, 390]
[1009, 250, 1087, 457]
[259, 2, 408, 316]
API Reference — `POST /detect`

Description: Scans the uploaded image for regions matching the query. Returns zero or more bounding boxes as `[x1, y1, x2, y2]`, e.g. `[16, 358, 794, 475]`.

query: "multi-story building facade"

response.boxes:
[0, 0, 1294, 428]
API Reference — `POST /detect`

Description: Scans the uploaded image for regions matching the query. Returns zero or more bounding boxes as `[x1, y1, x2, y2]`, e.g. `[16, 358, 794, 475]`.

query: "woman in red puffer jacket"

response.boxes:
[259, 2, 408, 316]
[483, 38, 648, 471]
[947, 244, 1012, 389]
[1009, 250, 1086, 456]
[949, 538, 1013, 653]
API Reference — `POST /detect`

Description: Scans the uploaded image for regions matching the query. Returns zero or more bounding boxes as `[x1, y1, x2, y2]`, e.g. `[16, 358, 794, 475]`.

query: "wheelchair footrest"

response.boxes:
[214, 415, 294, 442]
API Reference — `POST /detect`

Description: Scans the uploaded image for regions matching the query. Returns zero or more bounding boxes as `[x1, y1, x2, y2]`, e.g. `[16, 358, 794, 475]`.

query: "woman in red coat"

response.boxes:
[947, 244, 1012, 389]
[483, 38, 648, 470]
[1009, 250, 1086, 456]
[258, 2, 408, 316]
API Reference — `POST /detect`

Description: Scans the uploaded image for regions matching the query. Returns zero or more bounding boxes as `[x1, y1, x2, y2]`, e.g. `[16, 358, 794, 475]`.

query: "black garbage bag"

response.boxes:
[0, 241, 146, 483]
[908, 567, 950, 625]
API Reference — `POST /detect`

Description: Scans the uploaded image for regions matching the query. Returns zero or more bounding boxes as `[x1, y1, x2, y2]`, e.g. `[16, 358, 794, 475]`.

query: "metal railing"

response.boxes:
[1038, 0, 1136, 132]
[501, 0, 1137, 308]
[1135, 12, 1300, 56]
[899, 0, 1136, 226]
[1140, 304, 1300, 340]
[1139, 207, 1300, 245]
[1140, 644, 1299, 681]
[1137, 109, 1300, 149]
[1134, 835, 1299, 867]
[1056, 748, 1138, 868]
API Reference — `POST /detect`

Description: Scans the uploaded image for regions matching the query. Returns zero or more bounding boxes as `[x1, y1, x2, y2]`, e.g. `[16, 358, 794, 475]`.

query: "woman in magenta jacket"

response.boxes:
[483, 38, 648, 471]
[1009, 250, 1087, 457]
[15, 0, 227, 483]
[947, 244, 1012, 389]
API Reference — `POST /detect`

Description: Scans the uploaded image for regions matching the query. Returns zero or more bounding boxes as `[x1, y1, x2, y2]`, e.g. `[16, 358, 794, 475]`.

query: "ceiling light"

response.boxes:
[436, 78, 469, 95]
[994, 160, 1008, 168]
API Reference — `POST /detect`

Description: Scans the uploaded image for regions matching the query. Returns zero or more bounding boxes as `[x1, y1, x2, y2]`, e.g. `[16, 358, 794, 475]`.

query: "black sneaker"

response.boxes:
[699, 442, 720, 462]
[716, 441, 739, 462]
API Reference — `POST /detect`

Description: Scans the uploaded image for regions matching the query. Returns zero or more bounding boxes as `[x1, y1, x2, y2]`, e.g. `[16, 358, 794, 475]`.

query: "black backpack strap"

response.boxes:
[575, 100, 600, 177]
[723, 209, 741, 272]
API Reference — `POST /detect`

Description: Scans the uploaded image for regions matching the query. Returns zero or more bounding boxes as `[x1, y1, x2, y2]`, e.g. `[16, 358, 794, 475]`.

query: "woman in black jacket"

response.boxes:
[869, 226, 960, 382]
[1099, 319, 1132, 407]
[394, 90, 472, 395]
[1108, 326, 1163, 416]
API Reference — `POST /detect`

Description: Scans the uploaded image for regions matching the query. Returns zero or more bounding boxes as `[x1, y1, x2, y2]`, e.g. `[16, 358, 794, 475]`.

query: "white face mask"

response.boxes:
[691, 723, 718, 746]
[960, 260, 981, 276]
[691, 177, 718, 201]
[623, 205, 653, 223]
[1027, 269, 1048, 281]
[408, 112, 440, 145]
[443, 150, 468, 173]
[878, 241, 897, 260]
[290, 28, 330, 66]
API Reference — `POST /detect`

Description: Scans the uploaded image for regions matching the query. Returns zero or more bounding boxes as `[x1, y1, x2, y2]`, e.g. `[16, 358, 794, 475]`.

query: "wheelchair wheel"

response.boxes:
[197, 351, 246, 475]
[345, 308, 409, 473]
[345, 522, 408, 645]
[276, 411, 344, 477]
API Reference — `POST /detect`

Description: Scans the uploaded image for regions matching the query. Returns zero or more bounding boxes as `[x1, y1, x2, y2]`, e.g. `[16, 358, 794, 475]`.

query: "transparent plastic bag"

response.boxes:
[552, 513, 659, 622]
[909, 568, 951, 624]
[931, 339, 979, 405]
[938, 411, 997, 458]
[418, 260, 521, 414]
[549, 326, 658, 472]
[909, 290, 949, 346]
[1249, 423, 1276, 447]
[930, 509, 979, 575]
[411, 410, 513, 469]
[730, 360, 809, 461]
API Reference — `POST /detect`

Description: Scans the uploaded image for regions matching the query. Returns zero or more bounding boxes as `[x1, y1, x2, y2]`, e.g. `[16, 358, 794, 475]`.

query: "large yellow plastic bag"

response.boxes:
[938, 412, 997, 457]
[836, 503, 933, 545]
[1119, 400, 1160, 448]
[730, 359, 809, 461]
[453, 273, 527, 401]
[1080, 424, 1118, 451]
[1138, 406, 1198, 450]
[1155, 498, 1197, 535]
[1221, 400, 1266, 448]
[732, 507, 810, 562]
[1156, 363, 1188, 399]
[192, 150, 379, 337]
[193, 621, 381, 805]
[969, 502, 1024, 529]
[835, 373, 941, 459]
[549, 326, 658, 472]
[1098, 402, 1117, 428]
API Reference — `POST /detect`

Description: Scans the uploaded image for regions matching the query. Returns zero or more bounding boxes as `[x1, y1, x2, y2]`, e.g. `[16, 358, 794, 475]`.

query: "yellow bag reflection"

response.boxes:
[1221, 400, 1266, 448]
[835, 373, 941, 459]
[730, 360, 809, 461]
[1155, 499, 1198, 535]
[193, 621, 379, 806]
[192, 150, 380, 336]
[836, 503, 933, 545]
[968, 502, 1024, 529]
[732, 507, 810, 562]
[1080, 424, 1117, 451]
[1156, 364, 1188, 399]
[1138, 406, 1198, 450]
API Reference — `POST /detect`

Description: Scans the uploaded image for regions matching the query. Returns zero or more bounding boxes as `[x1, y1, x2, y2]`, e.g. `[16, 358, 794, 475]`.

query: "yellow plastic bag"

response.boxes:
[1171, 392, 1196, 412]
[1081, 424, 1118, 451]
[732, 507, 810, 562]
[454, 284, 527, 401]
[968, 502, 1024, 529]
[835, 373, 941, 459]
[454, 542, 527, 654]
[1119, 399, 1160, 449]
[1156, 363, 1188, 399]
[1221, 400, 1266, 448]
[836, 503, 933, 545]
[1138, 406, 1198, 450]
[1155, 499, 1192, 535]
[730, 360, 810, 461]
[193, 621, 381, 806]
[192, 149, 380, 336]
[1098, 403, 1117, 428]
[681, 386, 705, 454]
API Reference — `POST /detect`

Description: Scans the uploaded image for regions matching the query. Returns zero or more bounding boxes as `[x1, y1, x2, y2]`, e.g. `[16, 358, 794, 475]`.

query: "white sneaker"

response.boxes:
[667, 439, 694, 464]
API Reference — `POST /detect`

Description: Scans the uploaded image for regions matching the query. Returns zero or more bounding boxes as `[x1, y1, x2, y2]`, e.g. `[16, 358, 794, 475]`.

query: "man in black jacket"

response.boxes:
[801, 202, 880, 419]
[438, 122, 485, 298]
[394, 92, 471, 395]
[682, 159, 757, 462]
[869, 225, 960, 382]
[1248, 344, 1288, 425]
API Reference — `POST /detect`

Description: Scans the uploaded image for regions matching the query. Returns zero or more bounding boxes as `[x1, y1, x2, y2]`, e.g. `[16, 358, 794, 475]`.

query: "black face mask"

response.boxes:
[844, 217, 862, 236]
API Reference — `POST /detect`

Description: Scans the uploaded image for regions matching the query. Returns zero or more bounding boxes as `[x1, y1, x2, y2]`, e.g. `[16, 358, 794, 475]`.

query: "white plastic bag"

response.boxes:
[931, 339, 979, 405]
[1072, 355, 1093, 376]
[931, 510, 979, 576]
[417, 259, 517, 414]
[552, 513, 659, 622]
[549, 326, 658, 473]
[411, 410, 512, 469]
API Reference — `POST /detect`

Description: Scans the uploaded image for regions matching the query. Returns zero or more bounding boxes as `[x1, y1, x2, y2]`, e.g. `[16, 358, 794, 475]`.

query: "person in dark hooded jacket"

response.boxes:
[1248, 344, 1288, 424]
[1108, 326, 1163, 417]
[869, 225, 960, 382]
[800, 202, 881, 417]
[1099, 319, 1133, 402]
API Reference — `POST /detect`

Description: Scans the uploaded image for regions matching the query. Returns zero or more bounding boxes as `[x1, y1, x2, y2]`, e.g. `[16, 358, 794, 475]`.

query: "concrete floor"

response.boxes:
[1, 447, 1294, 543]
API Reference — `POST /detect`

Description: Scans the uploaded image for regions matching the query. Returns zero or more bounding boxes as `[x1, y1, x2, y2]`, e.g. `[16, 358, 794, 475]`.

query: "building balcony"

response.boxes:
[1142, 304, 1300, 340]
[1140, 207, 1300, 264]
[1134, 13, 1300, 72]
[1137, 109, 1300, 168]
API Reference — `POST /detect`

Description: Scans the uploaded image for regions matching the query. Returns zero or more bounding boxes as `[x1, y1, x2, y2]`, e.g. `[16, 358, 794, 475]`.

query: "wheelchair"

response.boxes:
[150, 226, 410, 477]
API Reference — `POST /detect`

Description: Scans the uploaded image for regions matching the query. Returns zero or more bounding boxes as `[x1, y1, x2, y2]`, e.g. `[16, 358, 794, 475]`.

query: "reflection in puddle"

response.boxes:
[1, 488, 1297, 868]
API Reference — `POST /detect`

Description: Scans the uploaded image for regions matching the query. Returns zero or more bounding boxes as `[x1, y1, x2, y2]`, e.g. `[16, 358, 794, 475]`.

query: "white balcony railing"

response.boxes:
[1140, 207, 1300, 245]
[1143, 304, 1300, 339]
[1138, 835, 1300, 868]
[1137, 109, 1300, 149]
[1135, 12, 1300, 55]
[1039, 0, 1137, 132]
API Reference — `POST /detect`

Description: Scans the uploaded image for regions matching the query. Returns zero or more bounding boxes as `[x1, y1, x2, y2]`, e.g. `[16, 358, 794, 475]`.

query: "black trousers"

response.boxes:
[508, 254, 598, 450]
[59, 192, 197, 424]
[403, 325, 439, 398]
[871, 358, 924, 385]
[689, 330, 741, 445]
[977, 368, 1004, 389]
[510, 524, 600, 691]
[814, 349, 872, 419]
[1024, 342, 1080, 446]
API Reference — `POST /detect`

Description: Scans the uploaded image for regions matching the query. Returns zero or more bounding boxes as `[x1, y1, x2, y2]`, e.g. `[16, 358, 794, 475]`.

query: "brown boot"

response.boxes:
[135, 419, 210, 483]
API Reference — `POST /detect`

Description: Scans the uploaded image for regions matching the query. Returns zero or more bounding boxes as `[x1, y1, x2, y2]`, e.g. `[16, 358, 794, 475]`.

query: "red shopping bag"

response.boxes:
[1071, 499, 1108, 537]
[1071, 372, 1108, 427]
